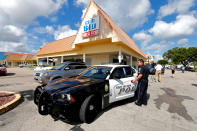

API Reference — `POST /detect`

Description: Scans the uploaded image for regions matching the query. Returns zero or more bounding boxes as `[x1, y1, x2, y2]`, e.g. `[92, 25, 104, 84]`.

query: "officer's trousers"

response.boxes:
[137, 79, 148, 105]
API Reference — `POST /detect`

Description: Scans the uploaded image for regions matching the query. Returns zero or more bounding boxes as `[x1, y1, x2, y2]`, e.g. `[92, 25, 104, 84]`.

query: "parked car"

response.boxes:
[185, 66, 193, 71]
[34, 65, 138, 123]
[34, 65, 53, 72]
[19, 63, 36, 68]
[0, 64, 7, 75]
[34, 62, 87, 85]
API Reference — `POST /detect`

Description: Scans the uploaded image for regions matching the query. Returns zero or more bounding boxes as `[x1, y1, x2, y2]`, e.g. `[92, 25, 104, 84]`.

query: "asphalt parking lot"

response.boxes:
[0, 68, 197, 131]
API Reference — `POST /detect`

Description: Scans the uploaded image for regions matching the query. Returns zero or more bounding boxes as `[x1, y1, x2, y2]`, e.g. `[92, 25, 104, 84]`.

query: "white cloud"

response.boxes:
[178, 38, 188, 47]
[133, 31, 152, 43]
[50, 16, 58, 23]
[158, 0, 195, 18]
[149, 15, 197, 40]
[81, 8, 87, 20]
[45, 26, 55, 34]
[74, 22, 81, 28]
[4, 25, 25, 37]
[75, 0, 90, 6]
[0, 0, 67, 53]
[133, 31, 152, 51]
[134, 14, 197, 45]
[0, 0, 67, 25]
[75, 0, 154, 31]
[54, 25, 77, 40]
[132, 0, 196, 57]
[144, 41, 171, 54]
[0, 25, 26, 43]
[0, 41, 36, 54]
[154, 54, 163, 61]
[32, 25, 77, 40]
[32, 36, 38, 40]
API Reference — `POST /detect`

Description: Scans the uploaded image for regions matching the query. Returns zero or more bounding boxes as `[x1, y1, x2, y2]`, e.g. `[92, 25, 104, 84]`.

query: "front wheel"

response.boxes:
[79, 95, 101, 124]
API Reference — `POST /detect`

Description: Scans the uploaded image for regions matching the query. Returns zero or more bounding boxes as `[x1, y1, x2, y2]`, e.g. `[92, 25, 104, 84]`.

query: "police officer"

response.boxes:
[132, 59, 149, 106]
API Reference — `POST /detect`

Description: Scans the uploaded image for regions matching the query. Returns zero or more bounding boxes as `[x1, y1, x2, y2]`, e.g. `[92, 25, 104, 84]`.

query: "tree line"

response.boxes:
[157, 47, 197, 67]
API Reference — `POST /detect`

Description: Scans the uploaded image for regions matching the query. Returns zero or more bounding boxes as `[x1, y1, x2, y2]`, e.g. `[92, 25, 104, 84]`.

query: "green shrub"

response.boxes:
[191, 69, 197, 72]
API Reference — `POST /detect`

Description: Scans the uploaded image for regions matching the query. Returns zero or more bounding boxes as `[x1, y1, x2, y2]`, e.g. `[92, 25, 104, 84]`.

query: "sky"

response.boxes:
[0, 0, 196, 61]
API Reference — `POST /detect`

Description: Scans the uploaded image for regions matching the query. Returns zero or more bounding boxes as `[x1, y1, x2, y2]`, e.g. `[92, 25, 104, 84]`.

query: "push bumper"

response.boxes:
[34, 86, 78, 119]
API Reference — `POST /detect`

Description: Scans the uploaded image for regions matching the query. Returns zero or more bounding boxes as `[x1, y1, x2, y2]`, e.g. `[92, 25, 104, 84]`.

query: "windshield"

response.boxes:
[51, 63, 67, 70]
[81, 66, 112, 79]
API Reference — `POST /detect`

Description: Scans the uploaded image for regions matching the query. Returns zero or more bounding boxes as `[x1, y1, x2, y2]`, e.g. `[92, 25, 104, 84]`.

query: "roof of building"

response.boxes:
[4, 52, 25, 56]
[26, 54, 36, 61]
[36, 35, 76, 56]
[92, 1, 144, 58]
[36, 0, 145, 58]
[6, 54, 24, 61]
[0, 52, 36, 61]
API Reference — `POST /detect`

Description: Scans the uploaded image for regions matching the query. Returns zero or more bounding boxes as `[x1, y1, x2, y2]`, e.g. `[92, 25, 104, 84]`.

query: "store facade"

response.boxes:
[36, 0, 145, 68]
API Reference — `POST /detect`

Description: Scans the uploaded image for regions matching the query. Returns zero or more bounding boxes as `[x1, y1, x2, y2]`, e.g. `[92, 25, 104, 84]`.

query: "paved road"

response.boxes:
[0, 68, 197, 131]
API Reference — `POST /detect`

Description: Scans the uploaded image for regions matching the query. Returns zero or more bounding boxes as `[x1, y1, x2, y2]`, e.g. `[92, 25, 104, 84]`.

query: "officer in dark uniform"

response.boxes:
[132, 59, 149, 106]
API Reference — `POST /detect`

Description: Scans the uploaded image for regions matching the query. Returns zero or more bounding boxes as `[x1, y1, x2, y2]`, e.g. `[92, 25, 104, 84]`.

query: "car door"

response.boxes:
[63, 63, 84, 77]
[62, 64, 76, 78]
[109, 67, 136, 103]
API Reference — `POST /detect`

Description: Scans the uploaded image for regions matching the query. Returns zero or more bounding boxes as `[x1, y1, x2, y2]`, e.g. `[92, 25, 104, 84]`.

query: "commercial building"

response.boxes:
[0, 52, 36, 66]
[36, 0, 145, 68]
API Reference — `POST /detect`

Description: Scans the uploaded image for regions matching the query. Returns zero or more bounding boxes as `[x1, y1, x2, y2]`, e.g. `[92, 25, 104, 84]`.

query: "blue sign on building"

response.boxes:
[0, 52, 8, 61]
[82, 16, 100, 38]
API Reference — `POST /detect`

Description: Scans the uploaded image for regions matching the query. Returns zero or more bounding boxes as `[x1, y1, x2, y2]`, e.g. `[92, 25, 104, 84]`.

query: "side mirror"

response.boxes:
[106, 70, 110, 75]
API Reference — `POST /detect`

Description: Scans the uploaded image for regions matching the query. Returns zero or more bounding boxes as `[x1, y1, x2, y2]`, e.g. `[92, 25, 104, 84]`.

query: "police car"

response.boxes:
[34, 65, 138, 123]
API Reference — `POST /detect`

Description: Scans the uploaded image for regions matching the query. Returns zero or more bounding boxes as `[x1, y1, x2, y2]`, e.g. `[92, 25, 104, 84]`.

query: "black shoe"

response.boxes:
[142, 102, 147, 106]
[135, 102, 142, 106]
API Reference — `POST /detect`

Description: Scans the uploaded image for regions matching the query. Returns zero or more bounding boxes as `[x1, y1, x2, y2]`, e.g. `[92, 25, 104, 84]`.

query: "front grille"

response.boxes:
[35, 73, 40, 76]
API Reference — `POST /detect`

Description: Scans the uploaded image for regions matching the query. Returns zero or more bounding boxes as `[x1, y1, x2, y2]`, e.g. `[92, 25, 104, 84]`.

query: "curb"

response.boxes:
[0, 91, 21, 115]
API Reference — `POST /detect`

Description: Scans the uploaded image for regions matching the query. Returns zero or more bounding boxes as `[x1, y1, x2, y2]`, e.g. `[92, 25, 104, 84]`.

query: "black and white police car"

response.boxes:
[34, 65, 138, 123]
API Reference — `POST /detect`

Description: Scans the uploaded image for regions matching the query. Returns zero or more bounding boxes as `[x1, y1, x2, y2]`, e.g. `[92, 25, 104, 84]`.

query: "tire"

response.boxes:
[34, 86, 42, 105]
[79, 95, 101, 124]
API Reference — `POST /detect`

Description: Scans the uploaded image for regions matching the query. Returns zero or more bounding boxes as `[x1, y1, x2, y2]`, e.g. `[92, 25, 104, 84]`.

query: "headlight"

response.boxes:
[57, 94, 75, 102]
[43, 72, 49, 76]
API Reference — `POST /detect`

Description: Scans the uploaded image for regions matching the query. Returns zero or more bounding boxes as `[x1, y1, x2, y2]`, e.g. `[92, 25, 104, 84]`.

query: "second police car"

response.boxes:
[34, 65, 138, 123]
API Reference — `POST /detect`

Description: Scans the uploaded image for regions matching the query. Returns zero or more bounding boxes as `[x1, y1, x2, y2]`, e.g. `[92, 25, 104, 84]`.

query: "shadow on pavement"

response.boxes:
[69, 125, 85, 131]
[18, 90, 34, 103]
[154, 88, 194, 121]
[6, 73, 16, 76]
[0, 73, 16, 77]
[58, 94, 150, 126]
[192, 84, 197, 87]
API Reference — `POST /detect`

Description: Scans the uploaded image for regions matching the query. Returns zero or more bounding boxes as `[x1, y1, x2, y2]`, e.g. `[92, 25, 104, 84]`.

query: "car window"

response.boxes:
[110, 67, 125, 79]
[81, 66, 112, 79]
[75, 64, 87, 69]
[67, 63, 76, 69]
[123, 67, 134, 77]
[52, 63, 67, 70]
[67, 63, 86, 69]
